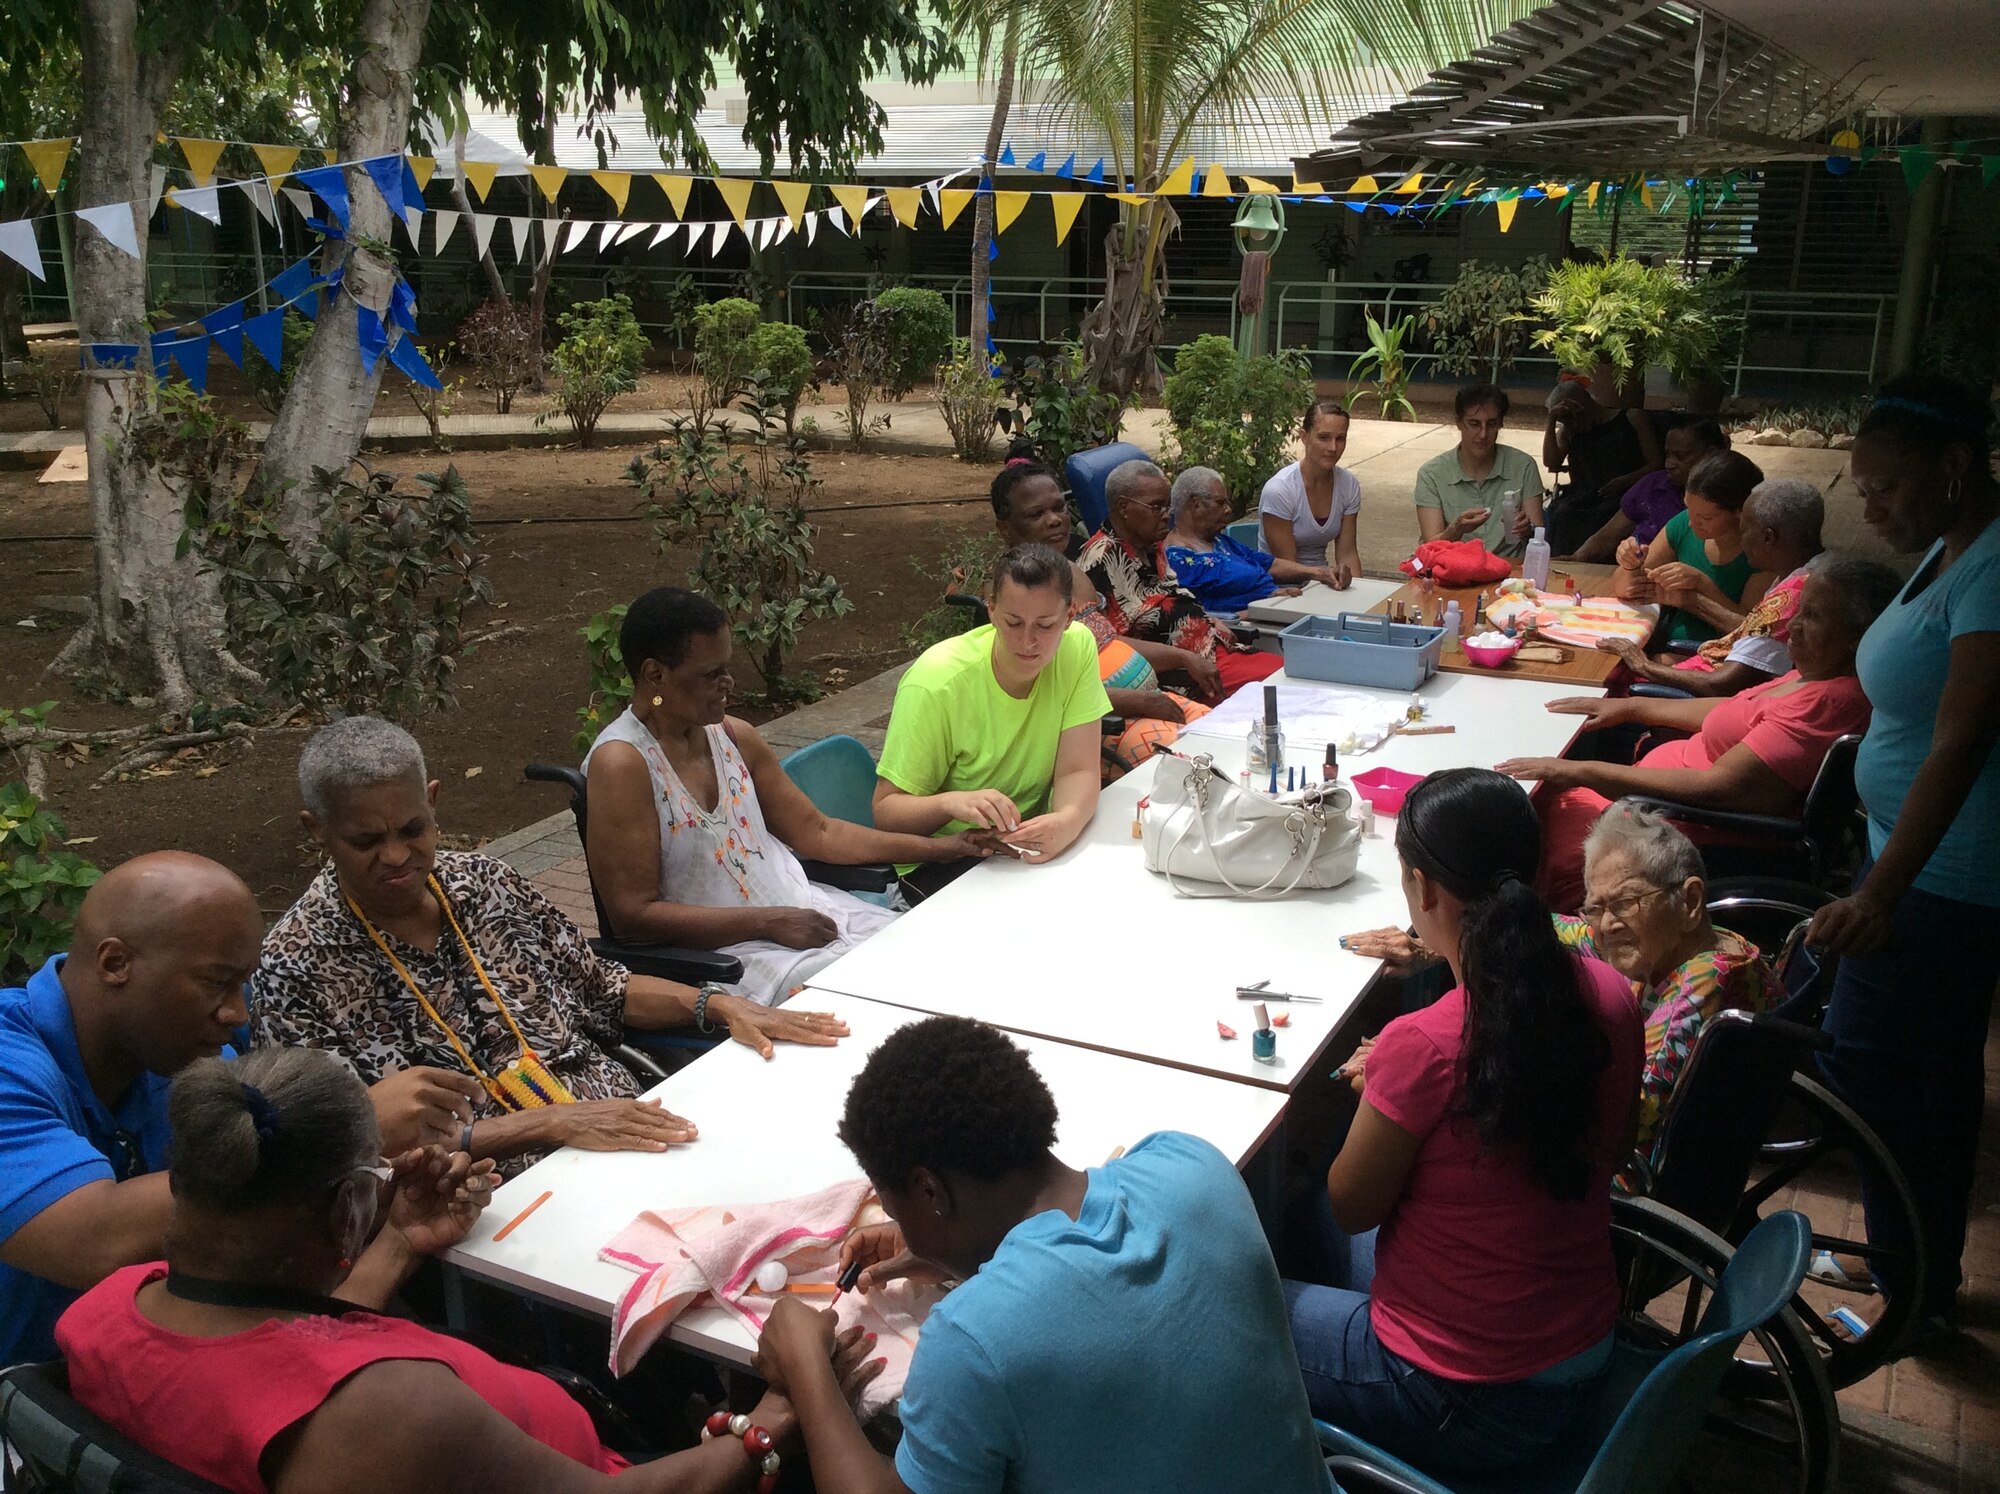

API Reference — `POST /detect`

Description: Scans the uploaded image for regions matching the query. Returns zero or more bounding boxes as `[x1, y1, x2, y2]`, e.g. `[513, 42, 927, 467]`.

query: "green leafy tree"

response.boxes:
[547, 295, 649, 447]
[0, 781, 103, 984]
[1161, 335, 1312, 514]
[744, 322, 816, 433]
[874, 287, 954, 399]
[692, 297, 765, 406]
[995, 344, 1129, 471]
[1419, 256, 1551, 379]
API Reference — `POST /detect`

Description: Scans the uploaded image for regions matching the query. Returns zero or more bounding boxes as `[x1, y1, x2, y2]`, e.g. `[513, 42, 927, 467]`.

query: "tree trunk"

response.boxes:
[969, 15, 1019, 358]
[1079, 197, 1175, 400]
[451, 128, 510, 305]
[249, 0, 432, 539]
[61, 0, 244, 710]
[524, 77, 558, 390]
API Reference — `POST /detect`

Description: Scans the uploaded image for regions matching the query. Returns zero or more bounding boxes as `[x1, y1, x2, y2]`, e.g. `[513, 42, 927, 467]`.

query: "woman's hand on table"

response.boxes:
[1612, 566, 1656, 602]
[937, 827, 1006, 860]
[838, 1221, 954, 1294]
[712, 995, 850, 1060]
[762, 907, 839, 949]
[997, 812, 1078, 863]
[1545, 694, 1632, 730]
[1130, 690, 1186, 724]
[753, 1296, 835, 1398]
[1338, 927, 1436, 978]
[1807, 887, 1897, 957]
[1593, 637, 1654, 675]
[383, 1145, 498, 1256]
[552, 1097, 698, 1151]
[939, 788, 1022, 833]
[1494, 755, 1579, 789]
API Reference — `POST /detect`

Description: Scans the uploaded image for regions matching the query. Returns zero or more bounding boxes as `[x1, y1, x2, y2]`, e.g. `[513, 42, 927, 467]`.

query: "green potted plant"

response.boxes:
[1657, 266, 1745, 414]
[1526, 255, 1682, 408]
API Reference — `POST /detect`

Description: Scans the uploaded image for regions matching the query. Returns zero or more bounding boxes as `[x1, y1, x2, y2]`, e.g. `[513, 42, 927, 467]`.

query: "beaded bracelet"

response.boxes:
[694, 983, 722, 1033]
[701, 1412, 780, 1492]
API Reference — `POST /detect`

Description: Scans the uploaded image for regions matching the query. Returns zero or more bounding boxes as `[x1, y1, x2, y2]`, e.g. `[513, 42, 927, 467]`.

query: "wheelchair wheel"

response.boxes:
[1612, 1195, 1840, 1494]
[1734, 1071, 1926, 1389]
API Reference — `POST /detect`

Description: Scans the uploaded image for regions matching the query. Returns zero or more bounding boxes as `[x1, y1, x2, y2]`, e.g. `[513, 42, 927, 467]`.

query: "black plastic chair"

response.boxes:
[0, 1360, 231, 1494]
[1622, 733, 1863, 889]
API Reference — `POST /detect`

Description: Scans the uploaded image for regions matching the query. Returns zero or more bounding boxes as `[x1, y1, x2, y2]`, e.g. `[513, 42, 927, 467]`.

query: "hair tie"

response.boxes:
[1868, 396, 1989, 434]
[1004, 456, 1035, 468]
[239, 1083, 281, 1144]
[1492, 869, 1525, 895]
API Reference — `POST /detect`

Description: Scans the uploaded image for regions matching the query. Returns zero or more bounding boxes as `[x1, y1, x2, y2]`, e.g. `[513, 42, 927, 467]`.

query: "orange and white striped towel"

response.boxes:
[600, 1178, 939, 1420]
[1489, 590, 1657, 648]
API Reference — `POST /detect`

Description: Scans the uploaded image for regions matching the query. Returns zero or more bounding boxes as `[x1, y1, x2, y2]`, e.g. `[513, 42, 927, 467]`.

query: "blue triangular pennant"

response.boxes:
[268, 257, 315, 306]
[1056, 153, 1077, 179]
[999, 144, 1015, 166]
[986, 301, 996, 322]
[362, 154, 405, 220]
[400, 160, 425, 211]
[167, 336, 209, 394]
[244, 307, 287, 371]
[387, 279, 418, 334]
[387, 332, 442, 389]
[987, 239, 999, 262]
[977, 175, 993, 194]
[199, 299, 246, 336]
[294, 288, 319, 321]
[293, 165, 349, 229]
[355, 305, 387, 375]
[1086, 159, 1105, 184]
[210, 324, 246, 370]
[85, 343, 140, 369]
[1025, 151, 1045, 172]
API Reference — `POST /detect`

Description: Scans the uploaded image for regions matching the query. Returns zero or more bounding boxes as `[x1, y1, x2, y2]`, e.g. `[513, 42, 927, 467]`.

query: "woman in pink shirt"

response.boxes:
[1285, 769, 1644, 1476]
[1497, 559, 1900, 910]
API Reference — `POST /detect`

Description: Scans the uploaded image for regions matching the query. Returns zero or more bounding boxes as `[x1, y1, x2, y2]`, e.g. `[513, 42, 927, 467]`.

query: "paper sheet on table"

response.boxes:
[1179, 684, 1414, 753]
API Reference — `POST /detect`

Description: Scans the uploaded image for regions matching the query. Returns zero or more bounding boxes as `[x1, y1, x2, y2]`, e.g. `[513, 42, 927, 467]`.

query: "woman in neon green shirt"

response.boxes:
[874, 545, 1112, 895]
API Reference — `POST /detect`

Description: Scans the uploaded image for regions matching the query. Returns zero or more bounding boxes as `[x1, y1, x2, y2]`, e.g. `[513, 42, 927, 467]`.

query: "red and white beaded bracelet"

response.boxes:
[701, 1411, 781, 1493]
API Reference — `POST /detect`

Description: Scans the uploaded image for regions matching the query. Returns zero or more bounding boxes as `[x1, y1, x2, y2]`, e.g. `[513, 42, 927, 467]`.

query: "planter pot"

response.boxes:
[1680, 375, 1727, 415]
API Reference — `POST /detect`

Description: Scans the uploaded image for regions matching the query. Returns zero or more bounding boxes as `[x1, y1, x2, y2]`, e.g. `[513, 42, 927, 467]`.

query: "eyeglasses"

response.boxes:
[353, 1163, 396, 1186]
[1580, 887, 1672, 925]
[103, 1128, 147, 1183]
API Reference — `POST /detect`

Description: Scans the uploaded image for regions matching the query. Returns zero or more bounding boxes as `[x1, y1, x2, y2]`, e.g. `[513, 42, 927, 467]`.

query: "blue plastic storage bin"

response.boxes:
[1279, 612, 1446, 690]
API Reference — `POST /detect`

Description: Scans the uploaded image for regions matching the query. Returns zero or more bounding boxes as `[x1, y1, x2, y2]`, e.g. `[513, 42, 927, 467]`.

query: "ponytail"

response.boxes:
[1396, 770, 1610, 1200]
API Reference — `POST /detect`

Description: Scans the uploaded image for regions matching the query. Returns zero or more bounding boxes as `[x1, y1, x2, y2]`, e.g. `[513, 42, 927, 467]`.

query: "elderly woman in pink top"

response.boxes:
[1283, 769, 1643, 1478]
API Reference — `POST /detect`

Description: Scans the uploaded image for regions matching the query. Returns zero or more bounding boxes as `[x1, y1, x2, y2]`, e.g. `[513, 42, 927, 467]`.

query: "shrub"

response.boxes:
[627, 386, 851, 703]
[457, 299, 541, 414]
[1159, 336, 1311, 513]
[995, 344, 1129, 473]
[573, 603, 631, 755]
[548, 294, 648, 446]
[903, 530, 1002, 650]
[934, 339, 1002, 463]
[819, 301, 901, 451]
[744, 321, 816, 432]
[1419, 257, 1551, 379]
[191, 464, 492, 720]
[0, 780, 102, 984]
[247, 312, 317, 415]
[692, 297, 763, 406]
[874, 287, 953, 399]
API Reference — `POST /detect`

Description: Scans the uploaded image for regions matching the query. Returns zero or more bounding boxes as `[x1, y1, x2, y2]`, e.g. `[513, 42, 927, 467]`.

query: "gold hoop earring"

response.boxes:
[1947, 476, 1963, 511]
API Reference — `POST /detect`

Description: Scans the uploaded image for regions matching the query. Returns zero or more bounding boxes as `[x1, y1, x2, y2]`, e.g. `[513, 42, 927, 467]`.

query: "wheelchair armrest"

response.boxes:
[798, 859, 897, 894]
[1101, 715, 1126, 736]
[610, 1042, 673, 1082]
[1664, 637, 1702, 656]
[1226, 621, 1259, 647]
[1620, 796, 1807, 841]
[1630, 683, 1694, 700]
[1325, 1459, 1449, 1494]
[589, 937, 745, 985]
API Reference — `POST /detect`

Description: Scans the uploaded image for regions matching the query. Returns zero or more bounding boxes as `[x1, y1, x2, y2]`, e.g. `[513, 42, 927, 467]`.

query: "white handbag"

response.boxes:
[1140, 750, 1361, 898]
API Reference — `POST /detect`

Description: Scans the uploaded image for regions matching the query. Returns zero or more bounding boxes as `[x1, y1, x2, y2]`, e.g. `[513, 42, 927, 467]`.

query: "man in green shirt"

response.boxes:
[1413, 383, 1548, 558]
[874, 544, 1112, 896]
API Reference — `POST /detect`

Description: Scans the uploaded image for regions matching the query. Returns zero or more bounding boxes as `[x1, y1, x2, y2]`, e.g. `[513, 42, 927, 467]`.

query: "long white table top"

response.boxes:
[443, 993, 1287, 1365]
[804, 667, 1600, 1090]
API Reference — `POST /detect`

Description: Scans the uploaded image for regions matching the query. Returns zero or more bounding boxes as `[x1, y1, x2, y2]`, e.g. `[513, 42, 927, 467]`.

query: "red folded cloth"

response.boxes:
[1400, 539, 1511, 586]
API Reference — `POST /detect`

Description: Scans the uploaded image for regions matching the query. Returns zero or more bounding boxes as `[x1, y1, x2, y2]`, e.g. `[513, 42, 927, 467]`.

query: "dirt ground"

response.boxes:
[0, 437, 994, 918]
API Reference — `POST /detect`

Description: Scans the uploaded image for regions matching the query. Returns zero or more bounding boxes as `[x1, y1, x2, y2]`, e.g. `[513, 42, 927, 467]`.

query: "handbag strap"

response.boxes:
[1158, 776, 1329, 900]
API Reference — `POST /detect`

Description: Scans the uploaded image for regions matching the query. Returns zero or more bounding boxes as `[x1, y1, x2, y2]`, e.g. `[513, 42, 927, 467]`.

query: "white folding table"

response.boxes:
[802, 667, 1601, 1091]
[442, 993, 1287, 1367]
[1238, 574, 1404, 629]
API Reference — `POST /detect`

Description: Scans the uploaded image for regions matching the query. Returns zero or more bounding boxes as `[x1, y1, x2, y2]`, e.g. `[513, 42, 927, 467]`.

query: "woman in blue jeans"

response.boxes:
[1285, 770, 1643, 1475]
[1809, 375, 2000, 1345]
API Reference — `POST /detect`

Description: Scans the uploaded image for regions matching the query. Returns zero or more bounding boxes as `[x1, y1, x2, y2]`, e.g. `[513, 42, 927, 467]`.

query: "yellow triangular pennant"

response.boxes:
[993, 191, 1030, 235]
[406, 155, 436, 192]
[1241, 176, 1282, 194]
[459, 160, 499, 202]
[1110, 191, 1148, 206]
[1202, 165, 1232, 198]
[1155, 157, 1195, 197]
[652, 173, 692, 217]
[1292, 172, 1325, 194]
[1396, 172, 1424, 194]
[715, 176, 754, 228]
[1495, 197, 1519, 234]
[21, 138, 74, 192]
[1049, 192, 1086, 245]
[175, 137, 227, 187]
[1545, 182, 1570, 199]
[939, 188, 974, 230]
[885, 186, 922, 228]
[590, 170, 631, 214]
[1640, 182, 1656, 211]
[830, 184, 870, 226]
[252, 144, 300, 189]
[527, 164, 569, 202]
[1586, 181, 1600, 208]
[1349, 175, 1380, 195]
[772, 180, 812, 229]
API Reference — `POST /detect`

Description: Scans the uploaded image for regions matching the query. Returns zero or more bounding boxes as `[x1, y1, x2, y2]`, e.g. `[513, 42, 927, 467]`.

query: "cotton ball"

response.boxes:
[754, 1260, 789, 1293]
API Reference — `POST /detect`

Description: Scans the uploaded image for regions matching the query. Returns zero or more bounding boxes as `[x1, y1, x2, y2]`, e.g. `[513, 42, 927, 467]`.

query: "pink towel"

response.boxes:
[600, 1178, 940, 1420]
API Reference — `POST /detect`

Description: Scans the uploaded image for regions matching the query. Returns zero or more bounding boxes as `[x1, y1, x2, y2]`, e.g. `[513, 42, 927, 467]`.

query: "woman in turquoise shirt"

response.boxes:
[1615, 450, 1771, 645]
[1809, 375, 2000, 1345]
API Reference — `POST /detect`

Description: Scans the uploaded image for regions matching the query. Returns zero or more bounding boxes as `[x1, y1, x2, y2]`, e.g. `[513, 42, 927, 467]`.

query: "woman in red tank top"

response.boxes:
[55, 1049, 807, 1494]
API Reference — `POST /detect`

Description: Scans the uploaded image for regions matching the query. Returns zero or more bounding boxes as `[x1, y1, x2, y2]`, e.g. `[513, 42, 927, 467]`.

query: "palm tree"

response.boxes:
[956, 0, 1534, 396]
[967, 9, 1021, 356]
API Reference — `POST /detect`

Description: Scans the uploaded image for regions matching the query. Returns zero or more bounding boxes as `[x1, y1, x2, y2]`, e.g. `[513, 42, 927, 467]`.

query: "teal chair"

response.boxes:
[1317, 1209, 1814, 1494]
[1225, 517, 1267, 552]
[780, 735, 897, 905]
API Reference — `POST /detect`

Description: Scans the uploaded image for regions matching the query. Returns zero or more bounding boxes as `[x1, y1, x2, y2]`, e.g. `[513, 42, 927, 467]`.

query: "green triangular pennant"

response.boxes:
[1984, 155, 2000, 189]
[1900, 145, 1936, 192]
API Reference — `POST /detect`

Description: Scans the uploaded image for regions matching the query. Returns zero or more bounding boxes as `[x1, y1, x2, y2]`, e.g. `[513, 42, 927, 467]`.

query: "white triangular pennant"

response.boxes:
[649, 221, 679, 249]
[564, 219, 592, 253]
[402, 204, 424, 240]
[282, 187, 314, 222]
[148, 166, 168, 218]
[540, 218, 559, 265]
[174, 185, 222, 224]
[774, 217, 794, 245]
[469, 213, 497, 262]
[754, 218, 776, 251]
[615, 222, 648, 245]
[804, 211, 820, 246]
[243, 180, 278, 227]
[432, 210, 460, 255]
[77, 203, 141, 258]
[507, 216, 534, 264]
[0, 220, 45, 281]
[596, 220, 621, 251]
[709, 220, 731, 254]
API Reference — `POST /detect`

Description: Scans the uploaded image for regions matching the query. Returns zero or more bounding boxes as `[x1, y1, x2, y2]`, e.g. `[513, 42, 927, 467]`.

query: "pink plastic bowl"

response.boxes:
[1461, 637, 1522, 669]
[1351, 767, 1423, 816]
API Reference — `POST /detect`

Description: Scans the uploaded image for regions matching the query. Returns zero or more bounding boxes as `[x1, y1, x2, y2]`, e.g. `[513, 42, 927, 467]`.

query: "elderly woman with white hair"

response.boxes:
[1164, 465, 1343, 613]
[253, 717, 848, 1168]
[1604, 477, 1828, 695]
[1079, 458, 1282, 699]
[1498, 557, 1899, 910]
